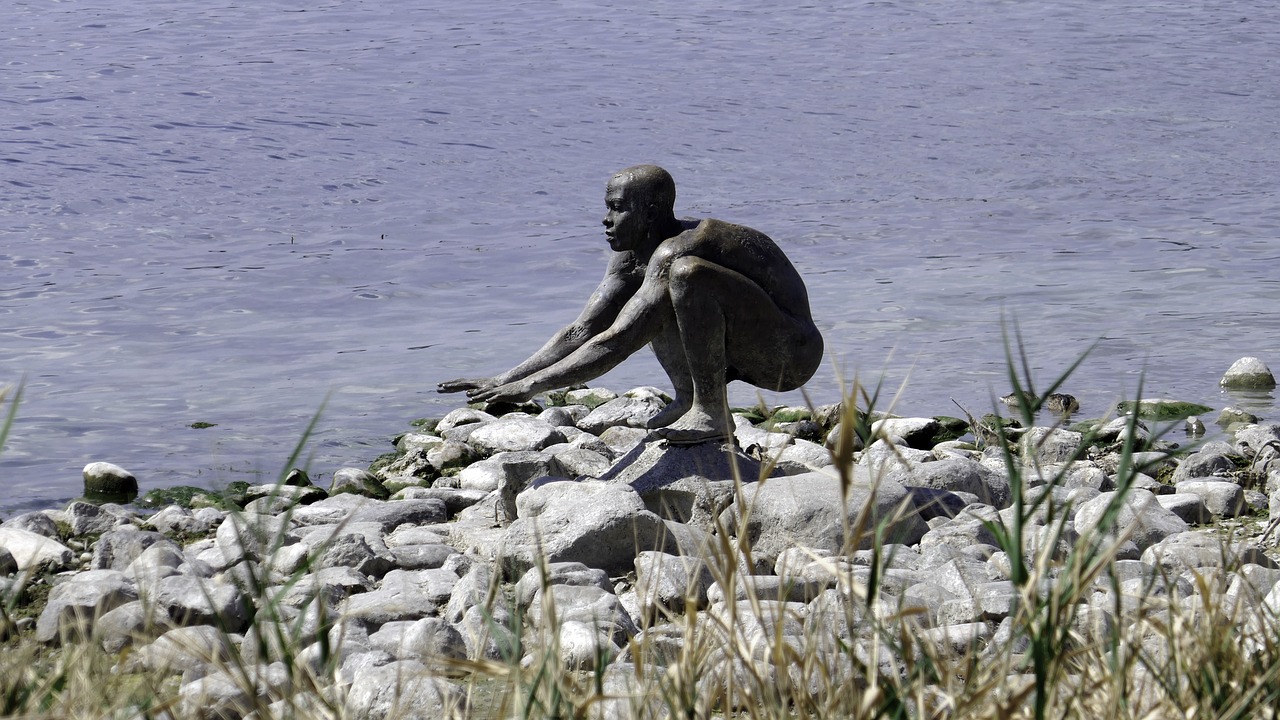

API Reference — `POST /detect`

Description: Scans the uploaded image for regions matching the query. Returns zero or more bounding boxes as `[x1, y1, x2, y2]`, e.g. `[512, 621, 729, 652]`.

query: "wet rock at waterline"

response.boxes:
[82, 462, 138, 501]
[1221, 356, 1277, 390]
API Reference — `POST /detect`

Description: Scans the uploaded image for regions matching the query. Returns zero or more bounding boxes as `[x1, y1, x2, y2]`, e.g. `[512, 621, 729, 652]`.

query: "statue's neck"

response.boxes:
[654, 216, 686, 241]
[628, 216, 686, 264]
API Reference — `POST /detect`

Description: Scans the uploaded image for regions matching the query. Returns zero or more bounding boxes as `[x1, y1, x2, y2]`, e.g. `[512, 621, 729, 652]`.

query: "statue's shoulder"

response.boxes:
[660, 218, 772, 258]
[680, 217, 737, 239]
[690, 217, 771, 243]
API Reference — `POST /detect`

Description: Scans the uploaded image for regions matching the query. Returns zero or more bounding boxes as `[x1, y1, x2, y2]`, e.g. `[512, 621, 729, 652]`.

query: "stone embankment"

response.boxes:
[4, 371, 1280, 718]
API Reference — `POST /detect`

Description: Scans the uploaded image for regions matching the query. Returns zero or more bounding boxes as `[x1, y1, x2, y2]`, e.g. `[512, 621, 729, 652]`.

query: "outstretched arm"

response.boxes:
[467, 267, 670, 404]
[437, 256, 637, 394]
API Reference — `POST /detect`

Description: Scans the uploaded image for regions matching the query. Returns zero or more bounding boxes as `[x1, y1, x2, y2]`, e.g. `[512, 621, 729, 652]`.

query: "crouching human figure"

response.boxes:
[439, 164, 823, 445]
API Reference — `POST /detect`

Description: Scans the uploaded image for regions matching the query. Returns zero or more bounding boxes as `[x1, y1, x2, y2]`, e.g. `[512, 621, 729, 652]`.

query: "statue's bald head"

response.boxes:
[608, 165, 676, 216]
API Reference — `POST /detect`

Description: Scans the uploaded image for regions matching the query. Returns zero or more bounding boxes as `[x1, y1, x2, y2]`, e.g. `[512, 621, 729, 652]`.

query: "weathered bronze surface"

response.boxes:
[440, 165, 823, 445]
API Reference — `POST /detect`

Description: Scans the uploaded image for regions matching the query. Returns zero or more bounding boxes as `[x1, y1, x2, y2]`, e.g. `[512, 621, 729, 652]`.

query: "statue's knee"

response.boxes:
[667, 256, 705, 299]
[668, 255, 703, 282]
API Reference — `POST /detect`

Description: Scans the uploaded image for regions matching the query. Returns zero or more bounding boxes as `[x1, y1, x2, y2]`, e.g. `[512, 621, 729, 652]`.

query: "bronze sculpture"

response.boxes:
[440, 165, 823, 445]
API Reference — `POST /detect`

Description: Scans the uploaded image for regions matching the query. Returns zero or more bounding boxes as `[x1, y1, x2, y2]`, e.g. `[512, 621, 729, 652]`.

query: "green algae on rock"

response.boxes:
[1116, 399, 1214, 421]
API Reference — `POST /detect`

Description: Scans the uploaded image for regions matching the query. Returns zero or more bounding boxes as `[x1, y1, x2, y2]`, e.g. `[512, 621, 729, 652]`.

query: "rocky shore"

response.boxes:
[3, 367, 1280, 718]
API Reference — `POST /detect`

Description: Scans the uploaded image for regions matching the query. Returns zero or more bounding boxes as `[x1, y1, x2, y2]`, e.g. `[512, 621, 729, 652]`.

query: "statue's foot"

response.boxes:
[652, 408, 731, 446]
[645, 397, 692, 429]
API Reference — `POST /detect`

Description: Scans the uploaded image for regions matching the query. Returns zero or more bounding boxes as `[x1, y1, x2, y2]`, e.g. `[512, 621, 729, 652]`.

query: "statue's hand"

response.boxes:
[467, 379, 536, 405]
[437, 377, 494, 394]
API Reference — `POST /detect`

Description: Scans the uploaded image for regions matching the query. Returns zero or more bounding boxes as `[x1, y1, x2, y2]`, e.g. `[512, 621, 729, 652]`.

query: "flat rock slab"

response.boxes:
[597, 440, 770, 492]
[596, 440, 774, 526]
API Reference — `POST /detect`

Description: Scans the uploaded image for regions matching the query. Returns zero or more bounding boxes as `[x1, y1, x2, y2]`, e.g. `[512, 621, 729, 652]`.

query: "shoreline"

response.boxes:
[1, 371, 1279, 716]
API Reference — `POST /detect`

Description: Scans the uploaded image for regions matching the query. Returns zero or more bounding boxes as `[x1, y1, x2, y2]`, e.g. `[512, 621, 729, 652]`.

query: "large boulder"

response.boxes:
[36, 570, 138, 644]
[347, 498, 448, 533]
[91, 530, 178, 571]
[463, 450, 551, 497]
[330, 467, 391, 499]
[870, 417, 942, 449]
[634, 551, 712, 619]
[1220, 356, 1276, 389]
[467, 415, 566, 455]
[2, 511, 60, 538]
[214, 513, 297, 567]
[340, 568, 459, 625]
[1175, 480, 1247, 518]
[456, 451, 557, 520]
[730, 470, 928, 567]
[886, 457, 1010, 508]
[526, 584, 638, 649]
[1171, 450, 1237, 484]
[435, 408, 496, 434]
[1234, 424, 1280, 458]
[1142, 531, 1277, 572]
[0, 527, 73, 571]
[62, 501, 120, 536]
[1020, 427, 1085, 464]
[83, 462, 138, 500]
[514, 561, 614, 610]
[343, 660, 466, 720]
[125, 625, 236, 676]
[368, 617, 468, 663]
[549, 446, 613, 479]
[151, 575, 250, 632]
[1074, 488, 1189, 552]
[578, 395, 665, 435]
[500, 481, 667, 577]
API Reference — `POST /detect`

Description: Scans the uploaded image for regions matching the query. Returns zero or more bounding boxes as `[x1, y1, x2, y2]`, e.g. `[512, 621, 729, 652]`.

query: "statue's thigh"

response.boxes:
[714, 279, 810, 385]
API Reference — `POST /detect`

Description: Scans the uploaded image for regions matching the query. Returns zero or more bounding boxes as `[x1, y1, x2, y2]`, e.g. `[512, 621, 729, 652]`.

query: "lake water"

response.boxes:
[4, 0, 1279, 513]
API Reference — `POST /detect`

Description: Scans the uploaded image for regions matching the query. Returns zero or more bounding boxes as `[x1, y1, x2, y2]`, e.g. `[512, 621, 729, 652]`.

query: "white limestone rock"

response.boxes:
[467, 414, 566, 455]
[501, 481, 666, 577]
[730, 469, 928, 567]
[634, 551, 712, 619]
[526, 583, 638, 648]
[578, 395, 665, 435]
[887, 456, 1010, 508]
[152, 574, 249, 632]
[1175, 479, 1247, 518]
[0, 526, 74, 571]
[36, 569, 138, 644]
[1074, 488, 1189, 553]
[342, 660, 466, 720]
[1019, 427, 1085, 464]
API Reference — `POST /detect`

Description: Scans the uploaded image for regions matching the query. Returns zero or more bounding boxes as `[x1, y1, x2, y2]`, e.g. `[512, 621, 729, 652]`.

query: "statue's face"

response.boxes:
[602, 177, 649, 252]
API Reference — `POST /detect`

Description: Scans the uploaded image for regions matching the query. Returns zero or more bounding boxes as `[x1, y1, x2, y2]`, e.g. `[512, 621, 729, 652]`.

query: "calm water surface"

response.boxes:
[3, 0, 1279, 512]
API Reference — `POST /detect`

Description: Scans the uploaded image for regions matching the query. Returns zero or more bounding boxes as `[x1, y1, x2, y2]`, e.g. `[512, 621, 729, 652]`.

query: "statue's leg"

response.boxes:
[647, 322, 694, 428]
[654, 256, 821, 444]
